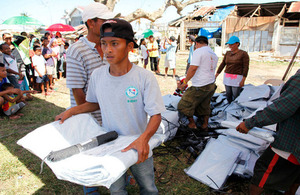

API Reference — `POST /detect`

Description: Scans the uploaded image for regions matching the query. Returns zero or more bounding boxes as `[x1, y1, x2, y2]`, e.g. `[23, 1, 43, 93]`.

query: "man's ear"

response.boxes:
[127, 42, 134, 51]
[86, 19, 94, 29]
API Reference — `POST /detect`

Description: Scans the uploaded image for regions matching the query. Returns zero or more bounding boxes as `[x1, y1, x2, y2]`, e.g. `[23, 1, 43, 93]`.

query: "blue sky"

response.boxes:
[0, 0, 296, 26]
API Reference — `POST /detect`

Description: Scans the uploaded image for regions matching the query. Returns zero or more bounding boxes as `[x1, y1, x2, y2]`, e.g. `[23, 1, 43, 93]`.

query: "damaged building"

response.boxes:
[170, 1, 300, 57]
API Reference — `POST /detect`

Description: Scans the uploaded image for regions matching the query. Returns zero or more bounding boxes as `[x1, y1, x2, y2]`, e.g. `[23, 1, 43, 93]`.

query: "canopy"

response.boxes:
[142, 29, 153, 38]
[46, 23, 75, 32]
[2, 16, 43, 26]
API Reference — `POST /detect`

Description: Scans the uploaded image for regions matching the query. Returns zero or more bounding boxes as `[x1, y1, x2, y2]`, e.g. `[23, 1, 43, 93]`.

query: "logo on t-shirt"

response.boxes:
[125, 86, 138, 103]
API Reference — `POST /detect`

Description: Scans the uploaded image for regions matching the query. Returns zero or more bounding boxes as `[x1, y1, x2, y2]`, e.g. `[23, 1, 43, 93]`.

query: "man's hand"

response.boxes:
[122, 137, 150, 164]
[179, 83, 187, 91]
[236, 121, 250, 134]
[55, 109, 73, 124]
[19, 73, 24, 80]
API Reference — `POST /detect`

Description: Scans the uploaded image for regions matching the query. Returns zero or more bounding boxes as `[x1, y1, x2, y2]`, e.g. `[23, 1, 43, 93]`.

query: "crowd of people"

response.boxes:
[1, 1, 299, 195]
[0, 30, 70, 119]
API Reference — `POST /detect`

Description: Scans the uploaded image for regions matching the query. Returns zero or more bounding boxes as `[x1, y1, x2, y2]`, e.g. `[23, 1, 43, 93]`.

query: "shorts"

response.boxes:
[251, 147, 300, 191]
[144, 58, 149, 66]
[164, 58, 176, 69]
[46, 66, 55, 75]
[177, 83, 216, 117]
[36, 75, 49, 83]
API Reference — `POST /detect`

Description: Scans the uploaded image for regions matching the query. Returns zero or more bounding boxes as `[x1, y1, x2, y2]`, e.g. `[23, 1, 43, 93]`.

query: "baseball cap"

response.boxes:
[100, 18, 138, 48]
[189, 35, 195, 42]
[195, 36, 208, 45]
[82, 2, 121, 22]
[226, 36, 240, 45]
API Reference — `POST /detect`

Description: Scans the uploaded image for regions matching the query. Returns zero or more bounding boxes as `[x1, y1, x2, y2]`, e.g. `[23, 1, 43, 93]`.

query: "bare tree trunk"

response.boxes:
[94, 0, 210, 22]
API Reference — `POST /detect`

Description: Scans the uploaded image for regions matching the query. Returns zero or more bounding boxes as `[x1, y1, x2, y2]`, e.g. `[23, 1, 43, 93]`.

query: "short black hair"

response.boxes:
[21, 32, 27, 36]
[195, 36, 208, 45]
[33, 45, 41, 51]
[1, 83, 14, 91]
[40, 36, 47, 42]
[0, 43, 8, 50]
[64, 42, 69, 47]
[44, 32, 50, 36]
[0, 63, 5, 68]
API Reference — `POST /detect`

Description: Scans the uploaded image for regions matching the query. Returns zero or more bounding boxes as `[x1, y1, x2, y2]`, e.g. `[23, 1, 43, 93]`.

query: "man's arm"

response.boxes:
[122, 114, 161, 164]
[0, 88, 22, 97]
[72, 88, 86, 105]
[179, 65, 198, 89]
[55, 102, 99, 123]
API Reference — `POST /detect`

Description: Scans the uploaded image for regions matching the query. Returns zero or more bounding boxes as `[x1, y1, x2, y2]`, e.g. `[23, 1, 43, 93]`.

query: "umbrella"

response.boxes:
[142, 29, 153, 38]
[46, 23, 75, 32]
[2, 16, 43, 26]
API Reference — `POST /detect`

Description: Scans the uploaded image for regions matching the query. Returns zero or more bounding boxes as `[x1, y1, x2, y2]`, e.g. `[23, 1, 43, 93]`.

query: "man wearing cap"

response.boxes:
[56, 18, 165, 194]
[186, 35, 195, 74]
[177, 36, 218, 131]
[215, 35, 249, 103]
[66, 2, 120, 126]
[163, 36, 177, 79]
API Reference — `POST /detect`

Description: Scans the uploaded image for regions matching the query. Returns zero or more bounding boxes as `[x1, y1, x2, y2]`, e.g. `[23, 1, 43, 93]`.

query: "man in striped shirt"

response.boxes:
[66, 2, 120, 125]
[236, 69, 300, 195]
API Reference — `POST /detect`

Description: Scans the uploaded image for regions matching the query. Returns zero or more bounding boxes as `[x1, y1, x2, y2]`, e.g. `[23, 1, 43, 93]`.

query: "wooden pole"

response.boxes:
[282, 42, 300, 81]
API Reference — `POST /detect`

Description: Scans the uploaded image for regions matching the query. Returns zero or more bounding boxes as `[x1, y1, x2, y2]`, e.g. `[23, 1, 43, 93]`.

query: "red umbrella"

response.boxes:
[46, 23, 75, 32]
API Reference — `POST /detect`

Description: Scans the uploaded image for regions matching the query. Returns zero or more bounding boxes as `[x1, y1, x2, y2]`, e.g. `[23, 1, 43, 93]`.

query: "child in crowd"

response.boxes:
[61, 42, 69, 78]
[0, 43, 23, 89]
[32, 45, 50, 95]
[139, 39, 149, 69]
[41, 36, 56, 90]
[1, 83, 26, 119]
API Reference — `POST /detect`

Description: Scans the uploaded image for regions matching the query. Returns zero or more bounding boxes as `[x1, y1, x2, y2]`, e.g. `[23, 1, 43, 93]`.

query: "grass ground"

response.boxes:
[0, 52, 299, 194]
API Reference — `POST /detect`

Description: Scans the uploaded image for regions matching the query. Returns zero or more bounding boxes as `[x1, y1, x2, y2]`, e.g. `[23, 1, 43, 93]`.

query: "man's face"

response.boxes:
[1, 44, 11, 55]
[43, 39, 49, 47]
[89, 18, 106, 37]
[101, 28, 133, 65]
[0, 67, 7, 79]
[3, 34, 12, 46]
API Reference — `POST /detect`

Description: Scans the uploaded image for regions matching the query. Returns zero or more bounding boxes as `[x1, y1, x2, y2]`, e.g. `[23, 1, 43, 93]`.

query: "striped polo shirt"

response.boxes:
[66, 37, 108, 124]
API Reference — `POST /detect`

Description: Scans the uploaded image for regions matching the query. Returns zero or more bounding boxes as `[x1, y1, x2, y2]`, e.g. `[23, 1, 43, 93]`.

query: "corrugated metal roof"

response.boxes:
[288, 1, 300, 13]
[191, 6, 215, 17]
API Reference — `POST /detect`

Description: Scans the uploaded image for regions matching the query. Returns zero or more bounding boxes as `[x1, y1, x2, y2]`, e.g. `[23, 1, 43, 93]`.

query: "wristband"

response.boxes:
[183, 79, 187, 84]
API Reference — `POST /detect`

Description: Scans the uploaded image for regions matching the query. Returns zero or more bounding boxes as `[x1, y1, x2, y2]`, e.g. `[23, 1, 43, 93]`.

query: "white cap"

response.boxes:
[81, 2, 120, 22]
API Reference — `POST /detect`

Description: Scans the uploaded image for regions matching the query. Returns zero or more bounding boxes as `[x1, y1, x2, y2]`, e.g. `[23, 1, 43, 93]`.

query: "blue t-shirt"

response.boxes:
[0, 77, 8, 91]
[42, 47, 54, 67]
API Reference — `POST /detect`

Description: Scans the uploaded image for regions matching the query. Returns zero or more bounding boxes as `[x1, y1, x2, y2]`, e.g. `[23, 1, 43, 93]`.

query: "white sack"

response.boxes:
[185, 138, 241, 190]
[17, 114, 166, 188]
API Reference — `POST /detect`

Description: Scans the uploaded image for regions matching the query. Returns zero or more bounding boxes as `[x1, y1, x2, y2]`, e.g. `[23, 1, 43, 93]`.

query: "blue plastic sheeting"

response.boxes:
[198, 27, 221, 39]
[208, 6, 235, 22]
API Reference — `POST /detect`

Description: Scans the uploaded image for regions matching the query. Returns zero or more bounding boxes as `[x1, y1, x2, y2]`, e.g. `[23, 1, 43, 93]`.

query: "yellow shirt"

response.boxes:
[147, 41, 159, 57]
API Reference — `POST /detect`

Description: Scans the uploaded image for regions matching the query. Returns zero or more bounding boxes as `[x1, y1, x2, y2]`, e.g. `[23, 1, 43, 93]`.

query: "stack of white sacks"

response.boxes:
[185, 84, 282, 190]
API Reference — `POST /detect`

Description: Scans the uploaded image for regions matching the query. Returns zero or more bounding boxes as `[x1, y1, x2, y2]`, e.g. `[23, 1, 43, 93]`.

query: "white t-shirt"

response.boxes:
[140, 45, 148, 59]
[32, 55, 46, 76]
[190, 46, 218, 87]
[86, 64, 166, 136]
[4, 55, 18, 73]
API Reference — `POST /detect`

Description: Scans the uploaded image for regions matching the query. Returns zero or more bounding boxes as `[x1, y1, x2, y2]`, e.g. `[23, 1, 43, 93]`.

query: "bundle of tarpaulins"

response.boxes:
[185, 83, 283, 190]
[17, 99, 180, 188]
